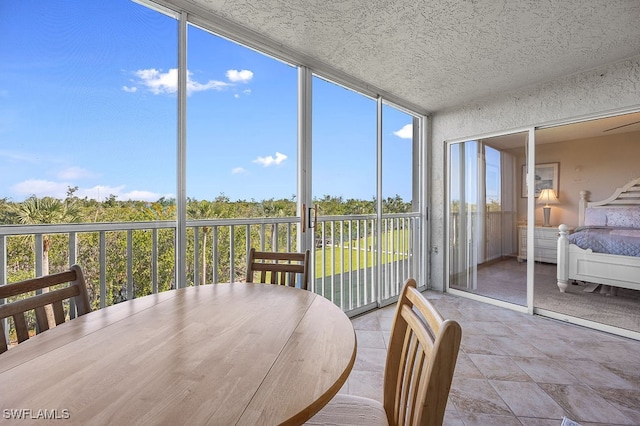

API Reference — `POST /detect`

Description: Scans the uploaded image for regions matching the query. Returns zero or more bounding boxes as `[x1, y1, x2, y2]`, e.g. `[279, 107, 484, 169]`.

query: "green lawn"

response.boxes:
[313, 229, 410, 278]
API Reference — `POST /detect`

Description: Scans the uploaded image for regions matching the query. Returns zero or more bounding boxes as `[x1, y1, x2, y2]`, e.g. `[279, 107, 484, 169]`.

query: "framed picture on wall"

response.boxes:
[521, 162, 559, 198]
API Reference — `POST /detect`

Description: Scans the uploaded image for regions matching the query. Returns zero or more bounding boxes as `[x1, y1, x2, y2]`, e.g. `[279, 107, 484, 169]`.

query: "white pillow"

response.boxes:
[606, 207, 640, 228]
[584, 208, 607, 226]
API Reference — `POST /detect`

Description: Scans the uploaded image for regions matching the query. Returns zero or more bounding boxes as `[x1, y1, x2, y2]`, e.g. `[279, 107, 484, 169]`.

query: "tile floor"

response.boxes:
[341, 290, 640, 425]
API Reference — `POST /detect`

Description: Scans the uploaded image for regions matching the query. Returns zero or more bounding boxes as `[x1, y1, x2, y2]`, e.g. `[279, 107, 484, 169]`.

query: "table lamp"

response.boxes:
[537, 188, 559, 227]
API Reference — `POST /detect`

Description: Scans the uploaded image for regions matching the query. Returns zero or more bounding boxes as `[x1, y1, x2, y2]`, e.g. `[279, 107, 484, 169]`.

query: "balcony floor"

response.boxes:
[344, 290, 640, 425]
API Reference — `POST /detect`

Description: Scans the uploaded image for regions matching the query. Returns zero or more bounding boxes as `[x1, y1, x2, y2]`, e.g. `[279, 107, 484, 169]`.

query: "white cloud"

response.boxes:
[11, 180, 170, 202]
[12, 179, 69, 198]
[57, 166, 98, 180]
[393, 124, 413, 139]
[127, 68, 230, 95]
[121, 190, 168, 201]
[77, 186, 171, 202]
[233, 88, 252, 99]
[188, 74, 230, 93]
[76, 185, 126, 200]
[0, 150, 38, 163]
[232, 167, 246, 174]
[135, 68, 178, 94]
[226, 69, 253, 83]
[253, 152, 287, 167]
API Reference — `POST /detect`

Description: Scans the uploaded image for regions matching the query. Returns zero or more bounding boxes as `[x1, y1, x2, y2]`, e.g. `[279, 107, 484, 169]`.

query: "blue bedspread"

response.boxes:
[568, 226, 640, 257]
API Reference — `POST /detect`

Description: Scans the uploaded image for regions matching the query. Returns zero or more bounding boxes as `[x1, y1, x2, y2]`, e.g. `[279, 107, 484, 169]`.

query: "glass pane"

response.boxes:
[312, 76, 376, 309]
[186, 24, 297, 284]
[449, 140, 480, 290]
[381, 104, 416, 298]
[449, 133, 527, 306]
[381, 106, 413, 213]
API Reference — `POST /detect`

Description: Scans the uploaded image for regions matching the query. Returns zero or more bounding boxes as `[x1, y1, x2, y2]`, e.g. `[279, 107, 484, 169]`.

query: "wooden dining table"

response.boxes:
[0, 283, 357, 425]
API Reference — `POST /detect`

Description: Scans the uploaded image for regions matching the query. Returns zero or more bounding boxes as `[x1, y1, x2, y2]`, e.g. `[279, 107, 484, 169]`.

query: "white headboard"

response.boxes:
[578, 177, 640, 226]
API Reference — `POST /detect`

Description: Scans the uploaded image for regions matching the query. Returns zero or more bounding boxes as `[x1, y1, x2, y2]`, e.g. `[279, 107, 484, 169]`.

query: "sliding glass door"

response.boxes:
[448, 133, 526, 307]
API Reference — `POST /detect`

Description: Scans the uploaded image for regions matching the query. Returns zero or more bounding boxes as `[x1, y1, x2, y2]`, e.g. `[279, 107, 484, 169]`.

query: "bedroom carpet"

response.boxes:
[534, 265, 640, 333]
[453, 258, 640, 334]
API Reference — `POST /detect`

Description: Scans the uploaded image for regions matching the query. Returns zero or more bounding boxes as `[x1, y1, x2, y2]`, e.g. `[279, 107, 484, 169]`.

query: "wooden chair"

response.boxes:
[307, 278, 462, 426]
[0, 264, 91, 354]
[246, 248, 310, 290]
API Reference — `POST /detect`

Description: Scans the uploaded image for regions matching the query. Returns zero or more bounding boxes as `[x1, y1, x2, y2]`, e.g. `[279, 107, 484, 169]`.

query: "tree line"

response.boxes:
[1, 190, 412, 310]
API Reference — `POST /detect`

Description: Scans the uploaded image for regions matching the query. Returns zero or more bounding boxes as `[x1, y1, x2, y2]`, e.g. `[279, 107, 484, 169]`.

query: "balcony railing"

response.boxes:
[0, 213, 420, 317]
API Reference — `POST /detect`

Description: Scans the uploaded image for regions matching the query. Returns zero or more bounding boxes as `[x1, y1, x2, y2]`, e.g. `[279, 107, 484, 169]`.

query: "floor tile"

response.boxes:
[554, 359, 636, 390]
[487, 335, 549, 358]
[511, 357, 580, 385]
[449, 378, 512, 416]
[468, 354, 532, 381]
[594, 386, 640, 425]
[344, 369, 384, 402]
[456, 411, 522, 425]
[490, 380, 567, 419]
[354, 329, 386, 349]
[540, 383, 636, 425]
[461, 334, 507, 356]
[352, 347, 386, 371]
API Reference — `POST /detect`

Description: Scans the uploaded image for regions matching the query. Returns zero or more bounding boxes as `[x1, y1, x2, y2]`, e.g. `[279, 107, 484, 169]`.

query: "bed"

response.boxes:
[556, 177, 640, 293]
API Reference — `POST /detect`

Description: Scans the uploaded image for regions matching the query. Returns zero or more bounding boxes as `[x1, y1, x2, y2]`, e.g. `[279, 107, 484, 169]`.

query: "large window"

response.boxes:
[1, 0, 425, 313]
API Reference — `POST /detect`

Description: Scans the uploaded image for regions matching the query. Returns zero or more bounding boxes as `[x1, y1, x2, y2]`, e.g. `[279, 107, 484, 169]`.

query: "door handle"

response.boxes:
[308, 205, 318, 229]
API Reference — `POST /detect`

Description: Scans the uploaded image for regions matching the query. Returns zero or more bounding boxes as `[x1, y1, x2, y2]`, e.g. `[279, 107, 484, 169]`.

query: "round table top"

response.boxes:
[0, 283, 357, 425]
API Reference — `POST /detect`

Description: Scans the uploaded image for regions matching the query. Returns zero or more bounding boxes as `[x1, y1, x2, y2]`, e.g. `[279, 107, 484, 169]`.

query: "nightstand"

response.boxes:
[517, 225, 573, 264]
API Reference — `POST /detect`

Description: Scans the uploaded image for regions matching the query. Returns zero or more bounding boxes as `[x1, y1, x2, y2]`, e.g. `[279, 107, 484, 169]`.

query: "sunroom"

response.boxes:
[2, 1, 640, 338]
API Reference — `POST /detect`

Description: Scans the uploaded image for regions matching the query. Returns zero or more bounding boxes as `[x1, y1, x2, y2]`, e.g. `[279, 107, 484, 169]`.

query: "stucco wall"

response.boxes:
[428, 55, 640, 291]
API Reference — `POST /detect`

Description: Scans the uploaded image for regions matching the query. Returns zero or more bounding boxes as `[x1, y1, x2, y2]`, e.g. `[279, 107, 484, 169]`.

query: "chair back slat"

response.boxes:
[13, 314, 29, 344]
[246, 248, 310, 290]
[35, 306, 50, 333]
[0, 264, 91, 354]
[384, 278, 462, 426]
[52, 300, 66, 325]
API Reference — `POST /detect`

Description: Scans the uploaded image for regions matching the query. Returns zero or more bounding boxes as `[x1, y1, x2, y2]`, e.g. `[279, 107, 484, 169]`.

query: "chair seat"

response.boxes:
[306, 394, 389, 426]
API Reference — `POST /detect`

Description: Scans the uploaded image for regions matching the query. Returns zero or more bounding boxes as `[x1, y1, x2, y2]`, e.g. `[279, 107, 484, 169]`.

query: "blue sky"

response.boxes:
[0, 0, 414, 203]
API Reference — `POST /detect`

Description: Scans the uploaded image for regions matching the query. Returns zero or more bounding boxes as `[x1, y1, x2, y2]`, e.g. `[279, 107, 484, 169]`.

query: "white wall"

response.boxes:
[428, 55, 640, 291]
[514, 131, 640, 227]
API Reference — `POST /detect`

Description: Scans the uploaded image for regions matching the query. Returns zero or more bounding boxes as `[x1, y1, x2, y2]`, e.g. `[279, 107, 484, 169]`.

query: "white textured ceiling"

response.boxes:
[166, 0, 640, 113]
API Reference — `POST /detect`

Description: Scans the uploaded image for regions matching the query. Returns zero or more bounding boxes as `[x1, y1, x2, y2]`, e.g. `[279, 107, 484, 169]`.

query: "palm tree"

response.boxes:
[11, 196, 81, 324]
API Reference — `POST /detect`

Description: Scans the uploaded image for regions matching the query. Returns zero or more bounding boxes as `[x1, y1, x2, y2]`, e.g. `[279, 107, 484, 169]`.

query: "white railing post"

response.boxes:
[127, 230, 133, 299]
[99, 231, 106, 307]
[557, 224, 570, 292]
[0, 236, 7, 346]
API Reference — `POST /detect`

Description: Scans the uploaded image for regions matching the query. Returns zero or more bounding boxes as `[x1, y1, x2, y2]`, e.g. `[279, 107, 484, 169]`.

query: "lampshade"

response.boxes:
[537, 188, 559, 206]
